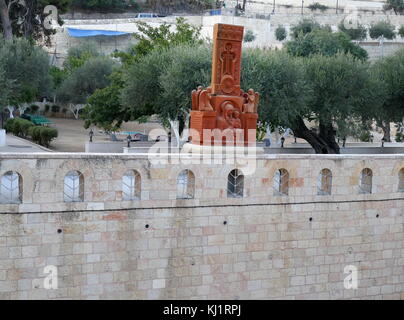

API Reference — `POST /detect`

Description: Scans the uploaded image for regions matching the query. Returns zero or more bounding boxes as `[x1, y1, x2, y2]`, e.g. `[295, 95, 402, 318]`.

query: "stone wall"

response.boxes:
[0, 153, 403, 299]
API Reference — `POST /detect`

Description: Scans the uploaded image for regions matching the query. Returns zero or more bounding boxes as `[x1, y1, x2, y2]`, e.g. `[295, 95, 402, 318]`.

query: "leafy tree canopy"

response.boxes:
[115, 17, 203, 66]
[0, 36, 52, 106]
[285, 28, 368, 61]
[383, 0, 404, 15]
[338, 20, 367, 41]
[369, 21, 396, 40]
[275, 25, 287, 41]
[57, 56, 118, 105]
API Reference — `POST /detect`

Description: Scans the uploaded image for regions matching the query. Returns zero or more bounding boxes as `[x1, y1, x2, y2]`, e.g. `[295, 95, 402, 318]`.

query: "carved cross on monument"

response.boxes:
[189, 23, 260, 146]
[211, 24, 244, 96]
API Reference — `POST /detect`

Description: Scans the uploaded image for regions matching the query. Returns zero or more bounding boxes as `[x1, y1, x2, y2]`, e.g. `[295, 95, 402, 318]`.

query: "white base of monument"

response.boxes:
[182, 143, 264, 155]
[0, 129, 6, 147]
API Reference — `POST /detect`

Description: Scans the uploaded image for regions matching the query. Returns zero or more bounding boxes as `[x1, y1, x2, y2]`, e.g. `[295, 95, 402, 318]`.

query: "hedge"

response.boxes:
[4, 118, 34, 138]
[5, 118, 58, 147]
[28, 126, 58, 148]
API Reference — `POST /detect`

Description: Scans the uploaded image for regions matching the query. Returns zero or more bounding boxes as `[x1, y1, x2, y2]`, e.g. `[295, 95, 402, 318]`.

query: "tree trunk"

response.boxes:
[23, 0, 35, 39]
[0, 0, 13, 39]
[292, 117, 340, 154]
[242, 0, 247, 10]
[381, 121, 391, 142]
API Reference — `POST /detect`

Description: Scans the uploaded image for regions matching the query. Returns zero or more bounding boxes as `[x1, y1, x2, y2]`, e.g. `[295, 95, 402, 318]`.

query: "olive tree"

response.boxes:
[0, 36, 52, 118]
[369, 49, 404, 142]
[57, 56, 118, 118]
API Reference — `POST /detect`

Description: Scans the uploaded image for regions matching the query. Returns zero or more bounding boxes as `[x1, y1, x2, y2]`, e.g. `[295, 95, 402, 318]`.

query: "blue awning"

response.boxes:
[67, 27, 130, 38]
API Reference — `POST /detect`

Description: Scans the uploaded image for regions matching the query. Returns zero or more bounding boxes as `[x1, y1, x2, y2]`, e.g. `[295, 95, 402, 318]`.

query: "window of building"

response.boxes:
[0, 171, 22, 204]
[176, 169, 195, 199]
[122, 170, 141, 200]
[398, 168, 404, 192]
[317, 168, 332, 195]
[359, 168, 373, 194]
[64, 171, 84, 202]
[227, 169, 244, 198]
[273, 168, 289, 196]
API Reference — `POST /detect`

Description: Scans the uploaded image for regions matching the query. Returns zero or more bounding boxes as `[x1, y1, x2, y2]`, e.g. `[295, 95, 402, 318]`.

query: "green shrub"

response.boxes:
[4, 118, 15, 133]
[51, 105, 60, 113]
[359, 130, 372, 142]
[28, 126, 41, 144]
[369, 21, 396, 40]
[308, 2, 329, 12]
[275, 25, 287, 41]
[28, 126, 58, 147]
[243, 30, 256, 42]
[19, 119, 35, 138]
[5, 118, 34, 138]
[399, 26, 404, 38]
[338, 21, 367, 40]
[291, 19, 322, 39]
[396, 131, 404, 142]
[39, 127, 58, 147]
[30, 105, 39, 114]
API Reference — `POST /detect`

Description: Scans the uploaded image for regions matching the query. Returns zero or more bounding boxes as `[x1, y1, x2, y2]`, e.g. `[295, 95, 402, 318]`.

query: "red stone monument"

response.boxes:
[190, 23, 259, 146]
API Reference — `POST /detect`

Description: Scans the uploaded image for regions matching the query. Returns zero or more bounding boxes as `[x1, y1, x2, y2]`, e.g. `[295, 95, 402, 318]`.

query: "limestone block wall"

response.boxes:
[0, 153, 403, 299]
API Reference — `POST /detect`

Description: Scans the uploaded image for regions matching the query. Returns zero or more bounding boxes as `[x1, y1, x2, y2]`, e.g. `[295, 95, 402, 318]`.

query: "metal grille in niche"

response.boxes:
[122, 170, 141, 200]
[399, 168, 404, 192]
[317, 169, 332, 195]
[273, 168, 289, 196]
[0, 171, 22, 204]
[359, 168, 373, 194]
[64, 171, 84, 202]
[227, 169, 244, 198]
[177, 169, 195, 199]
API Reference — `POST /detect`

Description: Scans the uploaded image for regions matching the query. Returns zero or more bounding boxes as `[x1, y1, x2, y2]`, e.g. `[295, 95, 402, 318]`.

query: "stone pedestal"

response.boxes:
[189, 110, 217, 145]
[240, 113, 258, 146]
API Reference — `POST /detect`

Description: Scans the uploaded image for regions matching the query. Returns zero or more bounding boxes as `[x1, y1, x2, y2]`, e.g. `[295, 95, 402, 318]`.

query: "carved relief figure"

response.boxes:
[198, 87, 214, 111]
[243, 89, 260, 113]
[217, 101, 242, 130]
[220, 43, 236, 77]
[192, 86, 213, 111]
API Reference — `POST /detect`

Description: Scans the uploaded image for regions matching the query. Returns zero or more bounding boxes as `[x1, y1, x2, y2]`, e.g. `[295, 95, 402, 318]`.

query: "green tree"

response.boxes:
[0, 36, 52, 106]
[369, 49, 404, 142]
[57, 56, 118, 111]
[243, 30, 255, 42]
[338, 20, 367, 41]
[285, 29, 368, 61]
[83, 71, 128, 131]
[115, 17, 202, 66]
[241, 50, 309, 135]
[369, 21, 396, 40]
[399, 25, 404, 38]
[63, 41, 100, 72]
[84, 18, 203, 130]
[290, 19, 322, 39]
[275, 25, 287, 41]
[383, 0, 404, 14]
[295, 54, 379, 153]
[120, 44, 211, 132]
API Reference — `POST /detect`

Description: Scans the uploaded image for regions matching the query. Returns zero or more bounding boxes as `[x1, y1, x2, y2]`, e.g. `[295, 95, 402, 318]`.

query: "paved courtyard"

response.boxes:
[0, 134, 50, 153]
[47, 118, 164, 152]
